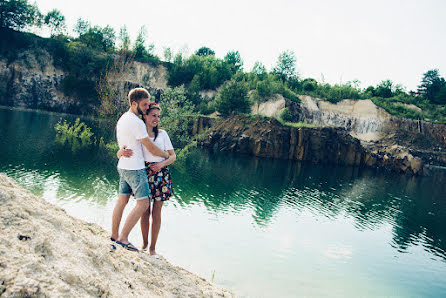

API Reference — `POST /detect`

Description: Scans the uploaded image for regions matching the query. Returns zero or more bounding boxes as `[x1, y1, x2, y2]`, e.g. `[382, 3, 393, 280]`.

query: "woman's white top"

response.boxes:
[142, 130, 174, 163]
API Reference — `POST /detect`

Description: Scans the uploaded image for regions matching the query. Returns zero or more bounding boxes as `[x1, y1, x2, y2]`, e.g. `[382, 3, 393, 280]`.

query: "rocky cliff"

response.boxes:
[200, 115, 431, 175]
[0, 29, 168, 114]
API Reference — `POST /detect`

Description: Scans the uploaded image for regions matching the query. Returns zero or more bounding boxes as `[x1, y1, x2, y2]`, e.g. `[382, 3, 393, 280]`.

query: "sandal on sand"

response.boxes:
[110, 237, 116, 242]
[115, 240, 139, 252]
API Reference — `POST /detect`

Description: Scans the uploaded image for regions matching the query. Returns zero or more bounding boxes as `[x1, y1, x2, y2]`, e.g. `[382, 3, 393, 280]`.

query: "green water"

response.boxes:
[1, 107, 445, 297]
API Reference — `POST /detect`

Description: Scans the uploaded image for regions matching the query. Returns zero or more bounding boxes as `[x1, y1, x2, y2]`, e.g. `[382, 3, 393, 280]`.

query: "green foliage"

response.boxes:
[283, 121, 321, 128]
[74, 17, 89, 36]
[372, 97, 425, 120]
[216, 80, 250, 117]
[0, 0, 41, 31]
[132, 25, 157, 62]
[310, 82, 363, 103]
[195, 46, 215, 56]
[224, 50, 243, 72]
[418, 69, 446, 104]
[168, 54, 233, 90]
[118, 25, 131, 51]
[273, 50, 297, 81]
[251, 61, 267, 80]
[55, 118, 94, 152]
[302, 78, 317, 92]
[279, 108, 293, 122]
[159, 86, 198, 148]
[44, 9, 65, 36]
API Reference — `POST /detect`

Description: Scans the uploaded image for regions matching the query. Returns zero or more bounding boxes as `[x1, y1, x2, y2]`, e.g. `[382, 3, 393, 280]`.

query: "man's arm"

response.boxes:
[140, 137, 169, 159]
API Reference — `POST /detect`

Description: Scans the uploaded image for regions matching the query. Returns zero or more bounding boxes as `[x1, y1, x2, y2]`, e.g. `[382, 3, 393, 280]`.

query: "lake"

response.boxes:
[1, 107, 445, 297]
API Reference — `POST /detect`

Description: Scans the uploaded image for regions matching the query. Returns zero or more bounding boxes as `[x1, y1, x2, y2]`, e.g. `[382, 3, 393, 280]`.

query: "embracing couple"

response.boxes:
[110, 87, 176, 255]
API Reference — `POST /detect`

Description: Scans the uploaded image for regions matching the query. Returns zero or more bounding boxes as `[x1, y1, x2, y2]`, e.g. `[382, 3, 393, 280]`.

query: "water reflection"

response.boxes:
[1, 107, 445, 275]
[173, 148, 446, 260]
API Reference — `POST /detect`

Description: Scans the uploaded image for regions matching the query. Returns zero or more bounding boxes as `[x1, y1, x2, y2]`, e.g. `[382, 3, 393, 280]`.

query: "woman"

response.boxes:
[118, 102, 176, 255]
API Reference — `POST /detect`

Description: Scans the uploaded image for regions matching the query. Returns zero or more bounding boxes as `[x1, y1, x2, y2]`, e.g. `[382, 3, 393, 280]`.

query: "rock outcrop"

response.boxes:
[0, 29, 168, 114]
[200, 115, 427, 175]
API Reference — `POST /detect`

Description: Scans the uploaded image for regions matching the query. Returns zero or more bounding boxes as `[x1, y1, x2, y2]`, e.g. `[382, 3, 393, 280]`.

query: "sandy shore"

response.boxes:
[0, 174, 233, 297]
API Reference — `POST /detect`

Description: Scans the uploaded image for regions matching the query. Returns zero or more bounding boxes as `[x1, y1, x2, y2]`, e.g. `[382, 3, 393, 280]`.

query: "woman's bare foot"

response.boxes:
[141, 243, 148, 251]
[149, 248, 157, 256]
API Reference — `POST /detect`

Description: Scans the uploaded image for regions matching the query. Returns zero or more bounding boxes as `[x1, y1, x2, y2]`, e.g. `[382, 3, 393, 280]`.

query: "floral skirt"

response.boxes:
[145, 162, 173, 201]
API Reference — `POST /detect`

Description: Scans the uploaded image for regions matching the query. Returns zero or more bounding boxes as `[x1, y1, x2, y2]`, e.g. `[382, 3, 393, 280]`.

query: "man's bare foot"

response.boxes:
[149, 248, 157, 256]
[141, 243, 148, 251]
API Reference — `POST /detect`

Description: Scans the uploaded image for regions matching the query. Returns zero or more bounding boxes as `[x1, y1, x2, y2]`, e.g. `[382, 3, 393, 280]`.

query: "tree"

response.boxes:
[134, 26, 147, 59]
[0, 0, 41, 30]
[101, 25, 115, 52]
[224, 50, 243, 72]
[79, 26, 104, 51]
[417, 69, 446, 103]
[163, 47, 172, 62]
[251, 61, 267, 80]
[44, 9, 65, 36]
[216, 80, 250, 117]
[273, 50, 297, 81]
[434, 85, 446, 104]
[118, 25, 130, 51]
[195, 46, 214, 57]
[74, 17, 90, 37]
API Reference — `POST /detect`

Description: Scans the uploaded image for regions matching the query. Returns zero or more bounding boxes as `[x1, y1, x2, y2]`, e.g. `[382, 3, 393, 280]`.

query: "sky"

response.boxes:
[32, 0, 446, 91]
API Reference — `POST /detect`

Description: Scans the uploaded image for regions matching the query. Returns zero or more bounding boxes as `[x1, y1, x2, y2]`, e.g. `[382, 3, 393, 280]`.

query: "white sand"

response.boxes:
[0, 174, 233, 297]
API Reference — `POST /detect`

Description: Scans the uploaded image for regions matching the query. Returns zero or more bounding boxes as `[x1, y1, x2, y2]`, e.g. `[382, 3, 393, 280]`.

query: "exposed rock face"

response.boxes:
[200, 115, 427, 175]
[251, 95, 286, 118]
[0, 46, 167, 114]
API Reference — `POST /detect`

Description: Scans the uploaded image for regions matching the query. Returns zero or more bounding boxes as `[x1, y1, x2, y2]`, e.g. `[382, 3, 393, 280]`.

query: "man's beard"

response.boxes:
[137, 106, 145, 117]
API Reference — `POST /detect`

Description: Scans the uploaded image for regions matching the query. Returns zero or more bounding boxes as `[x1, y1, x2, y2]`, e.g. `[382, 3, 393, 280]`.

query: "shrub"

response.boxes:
[216, 80, 250, 117]
[280, 108, 293, 122]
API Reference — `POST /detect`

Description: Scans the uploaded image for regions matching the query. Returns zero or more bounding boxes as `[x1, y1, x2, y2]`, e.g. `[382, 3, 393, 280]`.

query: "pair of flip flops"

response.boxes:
[110, 237, 139, 252]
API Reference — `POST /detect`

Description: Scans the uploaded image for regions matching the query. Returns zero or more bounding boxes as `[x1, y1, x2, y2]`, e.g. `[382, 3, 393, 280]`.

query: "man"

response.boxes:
[111, 87, 169, 251]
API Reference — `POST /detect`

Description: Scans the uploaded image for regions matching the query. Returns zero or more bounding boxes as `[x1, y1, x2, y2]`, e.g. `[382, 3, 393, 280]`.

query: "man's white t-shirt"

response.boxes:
[143, 130, 174, 163]
[116, 111, 148, 170]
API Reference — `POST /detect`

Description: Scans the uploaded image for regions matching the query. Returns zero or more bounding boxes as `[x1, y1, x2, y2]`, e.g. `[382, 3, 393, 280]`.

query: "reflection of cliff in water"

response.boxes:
[174, 148, 446, 259]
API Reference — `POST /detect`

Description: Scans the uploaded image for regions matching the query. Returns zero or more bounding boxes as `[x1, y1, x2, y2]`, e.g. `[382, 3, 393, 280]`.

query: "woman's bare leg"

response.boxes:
[149, 200, 164, 255]
[140, 204, 151, 250]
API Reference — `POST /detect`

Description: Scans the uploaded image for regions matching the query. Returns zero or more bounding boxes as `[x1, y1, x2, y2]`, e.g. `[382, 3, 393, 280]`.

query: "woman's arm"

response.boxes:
[149, 150, 176, 172]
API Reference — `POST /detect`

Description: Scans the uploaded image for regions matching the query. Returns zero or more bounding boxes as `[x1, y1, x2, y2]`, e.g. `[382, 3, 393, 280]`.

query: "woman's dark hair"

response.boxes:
[145, 104, 161, 140]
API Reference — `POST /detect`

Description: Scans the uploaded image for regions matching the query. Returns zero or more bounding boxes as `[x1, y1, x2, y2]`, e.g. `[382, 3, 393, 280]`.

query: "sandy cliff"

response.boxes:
[0, 174, 232, 297]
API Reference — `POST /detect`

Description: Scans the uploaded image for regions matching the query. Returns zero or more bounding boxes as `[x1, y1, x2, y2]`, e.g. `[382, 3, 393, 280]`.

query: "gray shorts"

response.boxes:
[118, 168, 151, 200]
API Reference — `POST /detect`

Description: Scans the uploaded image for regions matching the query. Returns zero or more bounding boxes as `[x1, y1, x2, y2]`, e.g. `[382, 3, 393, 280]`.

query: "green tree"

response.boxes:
[44, 9, 65, 36]
[251, 61, 267, 79]
[78, 26, 104, 51]
[101, 25, 115, 52]
[0, 0, 41, 30]
[224, 50, 243, 72]
[134, 25, 147, 59]
[417, 69, 446, 103]
[163, 47, 172, 62]
[433, 84, 446, 105]
[118, 25, 130, 51]
[273, 50, 297, 81]
[195, 46, 215, 56]
[375, 79, 403, 98]
[74, 17, 89, 36]
[216, 80, 250, 117]
[158, 86, 197, 148]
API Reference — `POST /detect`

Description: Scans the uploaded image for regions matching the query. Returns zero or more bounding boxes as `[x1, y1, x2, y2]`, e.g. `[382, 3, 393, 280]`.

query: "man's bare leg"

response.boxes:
[149, 201, 164, 255]
[111, 194, 130, 240]
[117, 198, 150, 244]
[140, 205, 151, 250]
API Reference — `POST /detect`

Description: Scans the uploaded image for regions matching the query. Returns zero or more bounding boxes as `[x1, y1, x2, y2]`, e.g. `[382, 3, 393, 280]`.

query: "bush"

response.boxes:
[280, 108, 293, 122]
[216, 80, 250, 117]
